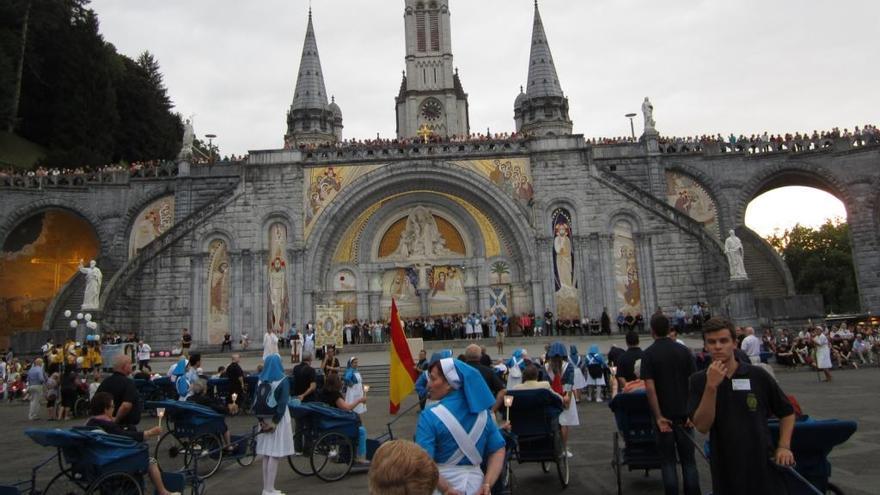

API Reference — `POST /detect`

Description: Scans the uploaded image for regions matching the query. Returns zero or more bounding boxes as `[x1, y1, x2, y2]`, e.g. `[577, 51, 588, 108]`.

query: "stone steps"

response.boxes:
[740, 228, 790, 298]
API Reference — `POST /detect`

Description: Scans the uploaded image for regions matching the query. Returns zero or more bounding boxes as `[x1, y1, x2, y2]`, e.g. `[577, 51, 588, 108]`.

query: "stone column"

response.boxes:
[417, 289, 430, 318]
[290, 248, 305, 324]
[229, 251, 243, 347]
[190, 253, 207, 344]
[536, 236, 554, 313]
[368, 291, 383, 321]
[585, 233, 605, 319]
[726, 279, 758, 328]
[465, 287, 480, 315]
[844, 184, 880, 312]
[634, 232, 657, 316]
[598, 233, 616, 314]
[574, 234, 590, 318]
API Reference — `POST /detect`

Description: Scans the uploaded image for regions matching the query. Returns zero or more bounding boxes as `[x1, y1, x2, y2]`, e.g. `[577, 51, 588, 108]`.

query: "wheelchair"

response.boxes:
[769, 418, 857, 495]
[23, 428, 154, 494]
[505, 388, 569, 488]
[608, 390, 663, 495]
[149, 400, 257, 480]
[134, 379, 168, 417]
[287, 401, 381, 482]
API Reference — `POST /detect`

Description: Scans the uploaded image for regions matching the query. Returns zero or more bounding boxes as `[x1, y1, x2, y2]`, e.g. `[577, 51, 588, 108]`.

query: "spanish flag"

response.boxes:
[388, 299, 417, 414]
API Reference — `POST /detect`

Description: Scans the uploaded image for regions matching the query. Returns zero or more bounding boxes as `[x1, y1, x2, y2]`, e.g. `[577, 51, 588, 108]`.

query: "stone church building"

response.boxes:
[2, 1, 879, 349]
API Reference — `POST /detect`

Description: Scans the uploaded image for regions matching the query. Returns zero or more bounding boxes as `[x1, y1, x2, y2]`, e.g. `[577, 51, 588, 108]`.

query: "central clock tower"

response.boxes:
[396, 0, 469, 140]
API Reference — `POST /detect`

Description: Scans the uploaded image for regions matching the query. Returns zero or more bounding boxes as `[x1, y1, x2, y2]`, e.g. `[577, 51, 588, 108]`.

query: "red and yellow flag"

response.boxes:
[388, 298, 417, 414]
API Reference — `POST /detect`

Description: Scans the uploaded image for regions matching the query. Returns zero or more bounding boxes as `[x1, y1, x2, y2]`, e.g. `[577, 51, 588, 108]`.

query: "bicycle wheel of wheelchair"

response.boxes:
[86, 471, 143, 495]
[190, 433, 224, 479]
[288, 428, 315, 476]
[556, 453, 569, 488]
[310, 432, 354, 482]
[611, 432, 622, 495]
[43, 471, 90, 494]
[154, 432, 188, 474]
[73, 397, 90, 418]
[235, 435, 257, 467]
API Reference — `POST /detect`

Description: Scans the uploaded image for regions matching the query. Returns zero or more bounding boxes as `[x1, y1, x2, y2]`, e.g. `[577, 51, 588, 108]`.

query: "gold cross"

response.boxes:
[417, 124, 433, 144]
[30, 252, 81, 291]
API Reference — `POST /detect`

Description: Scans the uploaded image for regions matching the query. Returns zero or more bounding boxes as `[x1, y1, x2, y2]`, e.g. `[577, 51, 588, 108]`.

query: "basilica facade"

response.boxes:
[3, 1, 879, 349]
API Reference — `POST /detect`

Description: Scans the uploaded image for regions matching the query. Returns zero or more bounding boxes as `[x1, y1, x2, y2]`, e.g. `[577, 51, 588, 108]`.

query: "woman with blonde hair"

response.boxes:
[369, 439, 438, 495]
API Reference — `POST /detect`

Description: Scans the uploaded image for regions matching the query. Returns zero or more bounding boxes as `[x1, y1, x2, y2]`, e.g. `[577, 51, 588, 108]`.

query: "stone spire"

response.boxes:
[526, 1, 564, 98]
[513, 1, 572, 136]
[285, 8, 342, 148]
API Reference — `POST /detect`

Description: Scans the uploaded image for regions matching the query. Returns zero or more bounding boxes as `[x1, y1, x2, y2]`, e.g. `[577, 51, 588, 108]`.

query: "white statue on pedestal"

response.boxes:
[79, 259, 103, 310]
[724, 230, 748, 280]
[642, 97, 656, 132]
[179, 117, 194, 159]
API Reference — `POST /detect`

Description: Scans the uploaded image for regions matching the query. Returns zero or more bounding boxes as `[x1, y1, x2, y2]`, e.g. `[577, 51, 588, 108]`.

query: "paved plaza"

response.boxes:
[1, 338, 877, 494]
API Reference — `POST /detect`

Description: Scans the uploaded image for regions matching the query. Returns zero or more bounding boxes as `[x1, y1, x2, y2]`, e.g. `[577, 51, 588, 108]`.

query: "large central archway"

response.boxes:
[304, 160, 539, 320]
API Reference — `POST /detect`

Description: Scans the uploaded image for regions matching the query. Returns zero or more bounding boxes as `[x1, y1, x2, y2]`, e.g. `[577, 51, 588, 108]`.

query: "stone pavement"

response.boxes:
[0, 343, 877, 494]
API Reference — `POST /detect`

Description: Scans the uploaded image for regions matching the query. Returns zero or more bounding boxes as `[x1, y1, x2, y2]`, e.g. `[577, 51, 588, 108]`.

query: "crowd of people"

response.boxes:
[287, 131, 529, 153]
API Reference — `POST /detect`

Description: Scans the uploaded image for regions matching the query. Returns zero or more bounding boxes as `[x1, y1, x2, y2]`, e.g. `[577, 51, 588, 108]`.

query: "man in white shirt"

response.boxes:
[740, 327, 761, 364]
[136, 340, 152, 372]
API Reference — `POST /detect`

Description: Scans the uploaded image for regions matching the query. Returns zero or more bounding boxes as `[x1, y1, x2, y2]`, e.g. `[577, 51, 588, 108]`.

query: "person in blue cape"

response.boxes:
[505, 349, 528, 390]
[343, 356, 367, 417]
[416, 349, 452, 409]
[545, 342, 578, 457]
[568, 345, 588, 392]
[416, 357, 505, 495]
[255, 354, 294, 495]
[585, 344, 607, 402]
[171, 358, 190, 401]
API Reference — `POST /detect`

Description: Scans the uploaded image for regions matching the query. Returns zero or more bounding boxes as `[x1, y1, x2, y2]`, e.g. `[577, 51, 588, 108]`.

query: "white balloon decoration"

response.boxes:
[87, 321, 98, 330]
[76, 313, 84, 320]
[84, 313, 92, 322]
[69, 320, 78, 328]
[63, 310, 72, 318]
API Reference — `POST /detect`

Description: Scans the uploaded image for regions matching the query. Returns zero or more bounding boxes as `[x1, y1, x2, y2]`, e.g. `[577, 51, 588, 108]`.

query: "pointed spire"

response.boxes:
[526, 1, 564, 98]
[292, 9, 329, 111]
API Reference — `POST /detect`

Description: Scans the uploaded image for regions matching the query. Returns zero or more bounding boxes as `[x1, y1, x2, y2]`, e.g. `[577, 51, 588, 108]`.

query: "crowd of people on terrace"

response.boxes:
[291, 130, 529, 153]
[0, 154, 249, 180]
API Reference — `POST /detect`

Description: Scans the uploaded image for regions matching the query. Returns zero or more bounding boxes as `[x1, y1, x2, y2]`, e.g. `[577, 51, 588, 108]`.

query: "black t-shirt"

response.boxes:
[465, 360, 505, 397]
[616, 347, 644, 382]
[640, 337, 695, 420]
[292, 363, 316, 400]
[687, 362, 794, 495]
[317, 389, 343, 409]
[226, 362, 244, 394]
[606, 345, 626, 367]
[95, 372, 141, 426]
[182, 333, 192, 347]
[85, 418, 145, 442]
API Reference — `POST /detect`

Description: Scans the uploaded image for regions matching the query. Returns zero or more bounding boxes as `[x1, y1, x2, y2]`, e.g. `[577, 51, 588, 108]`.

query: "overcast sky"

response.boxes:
[89, 0, 871, 235]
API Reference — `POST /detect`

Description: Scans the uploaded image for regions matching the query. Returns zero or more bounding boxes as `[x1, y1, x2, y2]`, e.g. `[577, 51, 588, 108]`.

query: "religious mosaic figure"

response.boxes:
[78, 259, 102, 310]
[724, 229, 748, 280]
[267, 224, 290, 332]
[207, 239, 230, 345]
[551, 208, 580, 319]
[613, 221, 642, 314]
[128, 196, 175, 258]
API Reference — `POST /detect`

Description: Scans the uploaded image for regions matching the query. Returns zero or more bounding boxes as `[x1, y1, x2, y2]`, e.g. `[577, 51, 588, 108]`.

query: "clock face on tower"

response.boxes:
[420, 98, 444, 122]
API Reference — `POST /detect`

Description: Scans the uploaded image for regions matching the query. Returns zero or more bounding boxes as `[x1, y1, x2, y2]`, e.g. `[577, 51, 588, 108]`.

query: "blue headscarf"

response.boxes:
[172, 358, 187, 376]
[547, 341, 567, 358]
[430, 349, 453, 365]
[508, 349, 526, 370]
[439, 358, 495, 414]
[260, 354, 285, 382]
[587, 344, 606, 366]
[344, 356, 359, 386]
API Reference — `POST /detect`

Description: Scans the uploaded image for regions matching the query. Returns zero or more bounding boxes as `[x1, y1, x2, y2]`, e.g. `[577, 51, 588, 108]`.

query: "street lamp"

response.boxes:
[205, 133, 217, 162]
[625, 113, 637, 140]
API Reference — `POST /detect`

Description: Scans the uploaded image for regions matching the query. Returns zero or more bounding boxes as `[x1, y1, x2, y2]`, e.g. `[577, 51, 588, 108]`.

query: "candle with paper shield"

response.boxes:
[363, 385, 370, 394]
[503, 395, 514, 422]
[156, 407, 165, 429]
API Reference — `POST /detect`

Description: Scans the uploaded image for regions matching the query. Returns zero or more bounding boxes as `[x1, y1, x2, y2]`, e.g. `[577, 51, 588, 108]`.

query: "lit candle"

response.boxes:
[363, 385, 370, 394]
[156, 407, 165, 429]
[503, 395, 514, 422]
[231, 393, 238, 403]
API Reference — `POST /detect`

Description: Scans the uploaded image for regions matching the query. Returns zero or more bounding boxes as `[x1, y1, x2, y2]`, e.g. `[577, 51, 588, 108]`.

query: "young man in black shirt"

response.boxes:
[291, 352, 317, 402]
[689, 317, 795, 494]
[641, 314, 700, 495]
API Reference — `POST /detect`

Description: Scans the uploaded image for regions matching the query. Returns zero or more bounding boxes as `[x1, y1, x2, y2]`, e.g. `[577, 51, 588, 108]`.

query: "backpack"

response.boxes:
[253, 380, 281, 422]
[175, 375, 190, 399]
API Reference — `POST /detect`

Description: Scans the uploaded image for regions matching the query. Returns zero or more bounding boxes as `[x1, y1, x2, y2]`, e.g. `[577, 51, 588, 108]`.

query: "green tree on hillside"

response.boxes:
[767, 219, 859, 313]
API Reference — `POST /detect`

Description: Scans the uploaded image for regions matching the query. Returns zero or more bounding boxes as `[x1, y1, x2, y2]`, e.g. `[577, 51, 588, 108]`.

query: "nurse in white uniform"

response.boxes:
[416, 358, 506, 495]
[343, 356, 367, 416]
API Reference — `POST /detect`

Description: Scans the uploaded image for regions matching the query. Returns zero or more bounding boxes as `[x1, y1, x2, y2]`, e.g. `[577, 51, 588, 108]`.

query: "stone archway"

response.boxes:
[303, 161, 539, 320]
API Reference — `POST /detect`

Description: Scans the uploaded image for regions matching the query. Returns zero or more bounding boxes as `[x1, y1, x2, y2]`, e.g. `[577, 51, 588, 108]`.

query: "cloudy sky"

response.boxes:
[89, 0, 872, 235]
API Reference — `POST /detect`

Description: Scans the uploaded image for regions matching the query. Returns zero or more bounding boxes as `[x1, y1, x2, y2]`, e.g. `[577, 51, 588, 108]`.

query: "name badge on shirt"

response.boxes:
[732, 379, 751, 391]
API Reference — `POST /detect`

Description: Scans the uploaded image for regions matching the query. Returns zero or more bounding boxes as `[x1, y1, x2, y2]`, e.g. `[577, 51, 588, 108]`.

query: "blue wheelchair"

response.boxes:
[134, 379, 169, 417]
[769, 418, 857, 495]
[505, 388, 569, 488]
[287, 401, 383, 482]
[149, 400, 256, 480]
[608, 391, 663, 495]
[23, 428, 156, 495]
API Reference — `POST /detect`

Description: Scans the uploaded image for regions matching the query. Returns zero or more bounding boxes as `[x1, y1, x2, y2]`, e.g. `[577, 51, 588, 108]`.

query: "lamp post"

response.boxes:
[205, 133, 217, 163]
[625, 113, 637, 140]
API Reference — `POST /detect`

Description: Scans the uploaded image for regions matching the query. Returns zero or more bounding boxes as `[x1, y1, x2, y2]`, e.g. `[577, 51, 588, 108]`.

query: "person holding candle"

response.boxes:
[318, 373, 369, 465]
[86, 392, 180, 495]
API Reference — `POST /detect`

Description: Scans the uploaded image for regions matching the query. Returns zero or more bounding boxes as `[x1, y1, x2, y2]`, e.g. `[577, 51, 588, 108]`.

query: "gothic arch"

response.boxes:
[304, 161, 538, 292]
[543, 200, 580, 236]
[606, 208, 645, 233]
[199, 229, 237, 254]
[259, 212, 296, 252]
[0, 198, 111, 258]
[733, 163, 853, 227]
